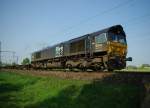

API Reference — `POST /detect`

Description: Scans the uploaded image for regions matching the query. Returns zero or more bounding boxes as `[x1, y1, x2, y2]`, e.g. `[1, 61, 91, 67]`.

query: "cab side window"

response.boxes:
[95, 33, 107, 44]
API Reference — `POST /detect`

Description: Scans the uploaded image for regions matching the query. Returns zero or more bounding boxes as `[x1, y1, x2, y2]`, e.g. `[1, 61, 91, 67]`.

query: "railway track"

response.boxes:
[1, 69, 150, 81]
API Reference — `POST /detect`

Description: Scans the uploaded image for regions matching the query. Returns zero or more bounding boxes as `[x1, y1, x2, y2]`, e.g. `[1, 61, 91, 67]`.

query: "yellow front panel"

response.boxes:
[108, 42, 127, 56]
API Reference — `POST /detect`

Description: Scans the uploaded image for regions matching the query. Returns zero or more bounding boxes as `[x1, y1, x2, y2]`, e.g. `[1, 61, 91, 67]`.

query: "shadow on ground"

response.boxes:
[25, 73, 150, 108]
[0, 82, 22, 108]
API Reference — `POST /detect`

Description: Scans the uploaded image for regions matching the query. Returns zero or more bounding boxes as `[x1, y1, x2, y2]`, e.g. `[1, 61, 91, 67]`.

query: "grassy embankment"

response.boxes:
[0, 71, 142, 108]
[122, 67, 150, 72]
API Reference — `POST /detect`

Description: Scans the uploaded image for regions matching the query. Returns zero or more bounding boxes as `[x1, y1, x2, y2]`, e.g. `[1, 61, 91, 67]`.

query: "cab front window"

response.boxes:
[118, 35, 126, 44]
[108, 33, 127, 45]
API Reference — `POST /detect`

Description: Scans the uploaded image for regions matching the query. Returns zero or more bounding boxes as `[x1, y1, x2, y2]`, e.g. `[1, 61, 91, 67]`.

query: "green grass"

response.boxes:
[0, 71, 142, 108]
[121, 68, 150, 72]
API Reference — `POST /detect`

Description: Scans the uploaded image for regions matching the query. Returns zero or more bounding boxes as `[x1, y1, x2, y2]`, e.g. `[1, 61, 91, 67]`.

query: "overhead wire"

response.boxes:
[47, 0, 150, 45]
[123, 13, 150, 27]
[51, 0, 136, 37]
[123, 13, 150, 42]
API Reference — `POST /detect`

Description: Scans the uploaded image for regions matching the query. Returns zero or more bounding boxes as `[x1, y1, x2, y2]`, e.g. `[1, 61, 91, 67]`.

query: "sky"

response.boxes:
[0, 0, 150, 66]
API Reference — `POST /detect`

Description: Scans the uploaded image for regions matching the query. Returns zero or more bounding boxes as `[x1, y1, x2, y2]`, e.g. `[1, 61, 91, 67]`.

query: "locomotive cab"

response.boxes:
[106, 25, 131, 70]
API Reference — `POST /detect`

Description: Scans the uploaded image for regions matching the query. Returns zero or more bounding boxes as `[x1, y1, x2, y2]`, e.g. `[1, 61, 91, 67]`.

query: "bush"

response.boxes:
[21, 58, 30, 65]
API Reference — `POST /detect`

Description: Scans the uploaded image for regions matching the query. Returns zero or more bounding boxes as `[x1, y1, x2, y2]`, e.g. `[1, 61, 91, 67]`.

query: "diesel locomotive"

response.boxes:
[31, 25, 132, 71]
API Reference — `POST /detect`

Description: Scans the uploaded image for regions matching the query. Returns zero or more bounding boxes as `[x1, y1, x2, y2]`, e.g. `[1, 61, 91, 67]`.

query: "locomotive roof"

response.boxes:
[67, 25, 123, 42]
[32, 25, 123, 54]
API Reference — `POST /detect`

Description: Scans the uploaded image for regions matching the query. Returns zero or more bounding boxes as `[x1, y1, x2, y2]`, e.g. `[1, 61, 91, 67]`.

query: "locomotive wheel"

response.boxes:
[93, 63, 105, 71]
[66, 64, 73, 71]
[78, 64, 86, 71]
[80, 65, 87, 71]
[108, 68, 114, 72]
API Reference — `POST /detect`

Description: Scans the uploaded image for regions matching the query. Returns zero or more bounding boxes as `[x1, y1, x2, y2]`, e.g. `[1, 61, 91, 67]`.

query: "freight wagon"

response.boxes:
[31, 25, 132, 71]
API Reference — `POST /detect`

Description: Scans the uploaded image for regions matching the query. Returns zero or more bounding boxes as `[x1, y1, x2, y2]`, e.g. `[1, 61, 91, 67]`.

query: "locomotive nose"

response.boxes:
[108, 42, 127, 56]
